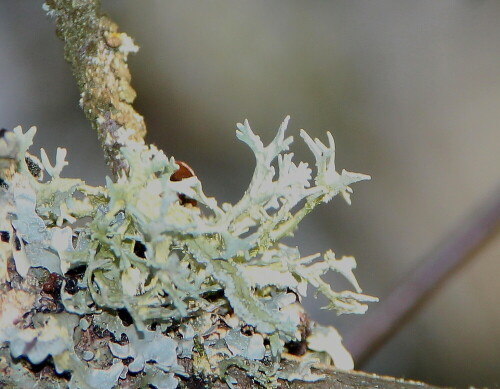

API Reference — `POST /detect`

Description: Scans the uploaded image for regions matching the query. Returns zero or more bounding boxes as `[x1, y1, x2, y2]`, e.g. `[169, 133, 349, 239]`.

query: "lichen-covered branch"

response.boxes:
[44, 0, 146, 176]
[0, 119, 377, 388]
[209, 361, 449, 389]
[0, 2, 447, 389]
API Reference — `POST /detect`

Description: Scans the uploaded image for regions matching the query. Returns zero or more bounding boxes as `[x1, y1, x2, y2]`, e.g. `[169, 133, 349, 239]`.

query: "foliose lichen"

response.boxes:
[0, 118, 376, 388]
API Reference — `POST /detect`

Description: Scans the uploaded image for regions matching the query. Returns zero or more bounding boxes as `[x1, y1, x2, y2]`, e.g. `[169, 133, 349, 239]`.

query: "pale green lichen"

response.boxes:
[0, 118, 376, 388]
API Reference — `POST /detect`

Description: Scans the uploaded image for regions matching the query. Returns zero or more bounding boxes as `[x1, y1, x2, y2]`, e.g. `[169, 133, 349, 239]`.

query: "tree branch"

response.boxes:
[44, 0, 146, 177]
[213, 362, 449, 389]
[345, 186, 500, 365]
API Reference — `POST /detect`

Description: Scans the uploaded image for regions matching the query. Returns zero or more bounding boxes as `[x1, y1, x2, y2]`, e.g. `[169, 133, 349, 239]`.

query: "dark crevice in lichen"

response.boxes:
[0, 230, 9, 242]
[117, 308, 134, 327]
[25, 156, 42, 178]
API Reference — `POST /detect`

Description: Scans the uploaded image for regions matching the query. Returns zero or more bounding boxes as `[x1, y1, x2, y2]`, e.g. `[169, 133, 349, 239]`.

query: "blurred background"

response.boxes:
[1, 1, 499, 387]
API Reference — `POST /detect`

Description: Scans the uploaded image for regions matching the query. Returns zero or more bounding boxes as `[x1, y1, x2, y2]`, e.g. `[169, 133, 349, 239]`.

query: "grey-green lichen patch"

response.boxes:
[108, 324, 180, 374]
[307, 323, 354, 370]
[8, 312, 79, 365]
[225, 329, 266, 360]
[0, 118, 376, 388]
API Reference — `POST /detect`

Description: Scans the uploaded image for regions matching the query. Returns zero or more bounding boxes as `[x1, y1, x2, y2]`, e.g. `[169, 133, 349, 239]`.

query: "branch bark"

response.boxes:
[206, 361, 449, 389]
[44, 0, 146, 177]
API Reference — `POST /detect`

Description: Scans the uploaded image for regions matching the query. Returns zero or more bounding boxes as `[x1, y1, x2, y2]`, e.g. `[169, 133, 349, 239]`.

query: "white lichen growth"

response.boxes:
[0, 118, 376, 388]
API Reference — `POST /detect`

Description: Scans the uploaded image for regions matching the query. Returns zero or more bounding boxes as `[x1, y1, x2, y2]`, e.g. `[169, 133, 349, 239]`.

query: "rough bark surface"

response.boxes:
[178, 360, 448, 389]
[45, 0, 146, 176]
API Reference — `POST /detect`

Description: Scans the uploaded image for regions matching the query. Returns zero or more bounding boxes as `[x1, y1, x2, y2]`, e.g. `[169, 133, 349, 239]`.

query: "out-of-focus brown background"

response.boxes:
[1, 1, 499, 387]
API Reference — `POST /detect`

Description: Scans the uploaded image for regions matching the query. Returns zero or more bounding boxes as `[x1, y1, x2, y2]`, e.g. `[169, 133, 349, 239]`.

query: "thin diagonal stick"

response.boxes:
[344, 186, 500, 366]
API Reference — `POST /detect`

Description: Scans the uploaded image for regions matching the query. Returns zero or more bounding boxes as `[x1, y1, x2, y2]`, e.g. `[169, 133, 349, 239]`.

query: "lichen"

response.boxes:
[0, 118, 376, 388]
